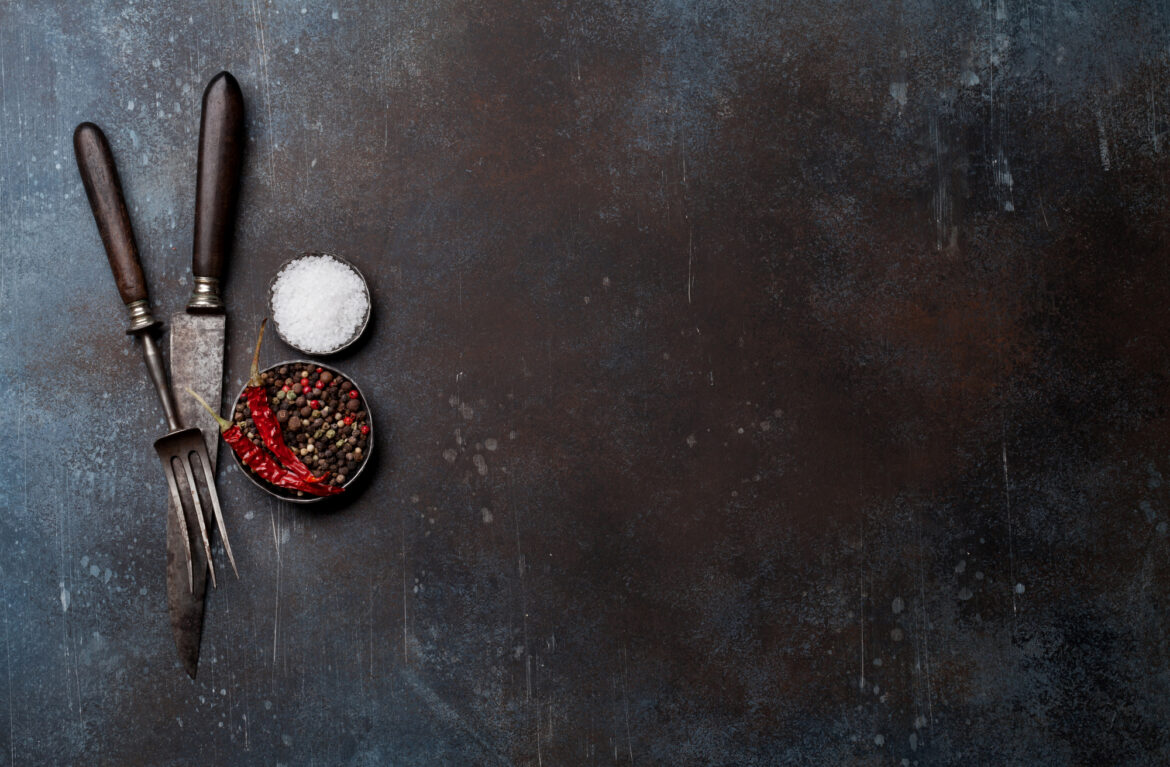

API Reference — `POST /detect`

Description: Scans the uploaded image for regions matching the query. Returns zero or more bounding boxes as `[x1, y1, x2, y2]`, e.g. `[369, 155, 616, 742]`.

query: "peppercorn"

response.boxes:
[361, 424, 369, 435]
[319, 371, 333, 384]
[346, 399, 360, 412]
[288, 416, 301, 430]
[341, 382, 353, 392]
[277, 410, 289, 423]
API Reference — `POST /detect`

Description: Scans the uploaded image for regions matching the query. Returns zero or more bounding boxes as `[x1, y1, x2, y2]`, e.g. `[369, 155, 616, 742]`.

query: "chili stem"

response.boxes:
[248, 318, 268, 387]
[186, 388, 231, 432]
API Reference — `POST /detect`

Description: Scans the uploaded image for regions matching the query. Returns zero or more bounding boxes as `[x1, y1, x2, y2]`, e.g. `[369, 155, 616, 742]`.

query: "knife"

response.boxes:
[167, 71, 245, 678]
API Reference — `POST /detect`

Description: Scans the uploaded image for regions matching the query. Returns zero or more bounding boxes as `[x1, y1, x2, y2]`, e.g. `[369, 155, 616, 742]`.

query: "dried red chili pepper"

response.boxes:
[243, 319, 327, 484]
[188, 389, 343, 497]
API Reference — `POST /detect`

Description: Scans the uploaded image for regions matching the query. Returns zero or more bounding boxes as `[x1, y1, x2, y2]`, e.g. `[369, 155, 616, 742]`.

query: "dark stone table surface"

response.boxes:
[3, 1, 1169, 764]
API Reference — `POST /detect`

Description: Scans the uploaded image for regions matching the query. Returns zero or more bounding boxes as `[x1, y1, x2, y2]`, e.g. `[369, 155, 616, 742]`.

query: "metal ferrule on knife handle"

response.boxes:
[186, 276, 224, 313]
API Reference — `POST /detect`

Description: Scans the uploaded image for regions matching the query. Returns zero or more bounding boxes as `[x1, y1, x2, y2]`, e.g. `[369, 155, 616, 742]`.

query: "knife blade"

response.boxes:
[166, 70, 245, 679]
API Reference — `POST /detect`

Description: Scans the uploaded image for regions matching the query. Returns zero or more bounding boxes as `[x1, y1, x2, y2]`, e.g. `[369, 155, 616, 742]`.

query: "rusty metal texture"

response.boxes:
[3, 1, 1170, 764]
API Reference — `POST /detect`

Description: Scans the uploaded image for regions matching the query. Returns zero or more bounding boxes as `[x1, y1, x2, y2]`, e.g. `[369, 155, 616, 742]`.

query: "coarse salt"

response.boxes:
[270, 254, 368, 353]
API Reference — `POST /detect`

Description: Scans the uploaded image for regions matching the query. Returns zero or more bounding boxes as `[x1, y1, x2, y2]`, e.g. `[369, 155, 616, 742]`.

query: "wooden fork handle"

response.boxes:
[74, 122, 149, 308]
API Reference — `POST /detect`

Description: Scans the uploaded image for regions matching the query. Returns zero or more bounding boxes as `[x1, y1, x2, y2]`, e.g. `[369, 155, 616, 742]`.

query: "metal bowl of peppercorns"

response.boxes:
[230, 360, 373, 503]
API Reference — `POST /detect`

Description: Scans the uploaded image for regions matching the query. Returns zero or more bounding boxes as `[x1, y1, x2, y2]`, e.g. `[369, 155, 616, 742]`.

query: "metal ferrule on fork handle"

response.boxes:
[124, 299, 161, 334]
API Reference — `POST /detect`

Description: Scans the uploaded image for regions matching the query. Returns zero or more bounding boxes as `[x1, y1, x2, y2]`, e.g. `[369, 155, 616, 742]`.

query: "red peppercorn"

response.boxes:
[315, 367, 323, 373]
[282, 385, 291, 391]
[361, 425, 370, 435]
[315, 380, 324, 389]
[343, 416, 353, 425]
[348, 390, 359, 399]
[310, 400, 320, 409]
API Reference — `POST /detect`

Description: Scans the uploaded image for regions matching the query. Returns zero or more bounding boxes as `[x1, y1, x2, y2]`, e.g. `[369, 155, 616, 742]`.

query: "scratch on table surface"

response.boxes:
[58, 469, 82, 728]
[686, 223, 694, 304]
[369, 578, 375, 679]
[402, 505, 410, 666]
[508, 472, 531, 702]
[916, 508, 934, 728]
[929, 114, 952, 251]
[5, 605, 13, 767]
[1, 49, 8, 303]
[1002, 434, 1018, 615]
[621, 647, 634, 764]
[1096, 108, 1111, 171]
[535, 701, 542, 766]
[1147, 85, 1161, 153]
[858, 517, 866, 694]
[249, 0, 277, 184]
[271, 507, 282, 668]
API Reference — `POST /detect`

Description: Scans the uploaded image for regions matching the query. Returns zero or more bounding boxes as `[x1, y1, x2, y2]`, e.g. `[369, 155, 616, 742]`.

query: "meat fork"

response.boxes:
[74, 122, 236, 590]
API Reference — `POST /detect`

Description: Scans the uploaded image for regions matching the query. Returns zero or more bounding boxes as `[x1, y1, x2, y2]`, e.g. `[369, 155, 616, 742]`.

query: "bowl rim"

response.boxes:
[229, 359, 373, 504]
[267, 252, 371, 356]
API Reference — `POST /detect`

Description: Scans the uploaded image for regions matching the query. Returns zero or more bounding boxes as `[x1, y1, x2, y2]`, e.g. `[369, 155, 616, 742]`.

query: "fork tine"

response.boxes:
[193, 444, 238, 578]
[162, 458, 193, 591]
[180, 453, 217, 590]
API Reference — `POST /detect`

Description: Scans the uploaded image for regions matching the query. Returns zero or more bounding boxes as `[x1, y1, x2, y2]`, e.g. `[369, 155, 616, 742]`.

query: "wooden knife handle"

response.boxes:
[74, 122, 148, 307]
[192, 71, 245, 286]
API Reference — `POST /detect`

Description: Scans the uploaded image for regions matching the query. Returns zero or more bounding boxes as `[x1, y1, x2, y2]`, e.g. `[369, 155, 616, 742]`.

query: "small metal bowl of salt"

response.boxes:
[268, 252, 370, 355]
